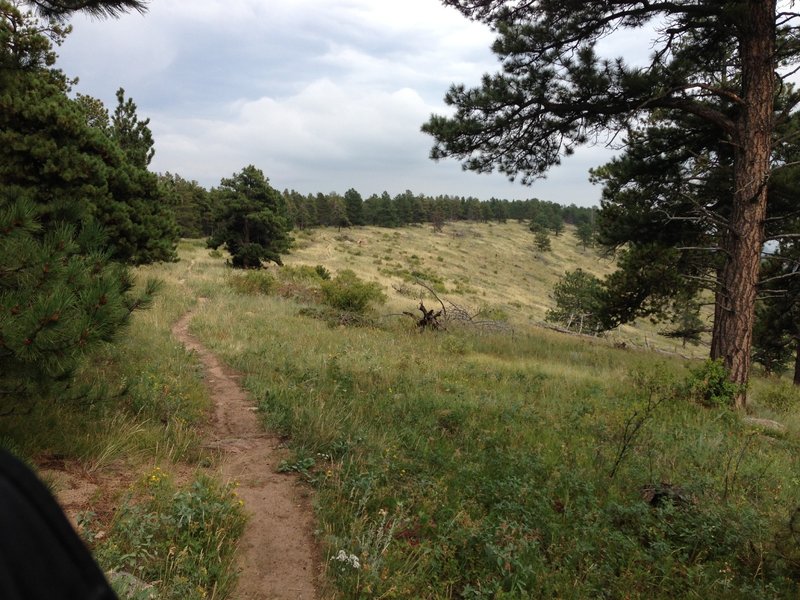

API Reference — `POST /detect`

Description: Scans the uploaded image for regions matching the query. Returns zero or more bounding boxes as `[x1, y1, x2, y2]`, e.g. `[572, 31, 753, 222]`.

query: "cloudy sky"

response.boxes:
[56, 0, 615, 206]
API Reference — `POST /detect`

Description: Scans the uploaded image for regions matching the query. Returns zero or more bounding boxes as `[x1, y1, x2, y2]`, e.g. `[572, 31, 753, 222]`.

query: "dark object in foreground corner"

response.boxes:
[0, 449, 117, 600]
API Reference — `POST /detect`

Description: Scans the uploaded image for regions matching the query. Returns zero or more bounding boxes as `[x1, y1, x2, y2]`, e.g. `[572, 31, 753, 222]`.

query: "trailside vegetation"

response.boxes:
[187, 234, 800, 598]
[0, 195, 158, 412]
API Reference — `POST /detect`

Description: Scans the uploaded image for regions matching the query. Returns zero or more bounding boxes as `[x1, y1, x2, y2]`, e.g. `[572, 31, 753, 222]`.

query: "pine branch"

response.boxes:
[758, 270, 800, 286]
[28, 0, 147, 20]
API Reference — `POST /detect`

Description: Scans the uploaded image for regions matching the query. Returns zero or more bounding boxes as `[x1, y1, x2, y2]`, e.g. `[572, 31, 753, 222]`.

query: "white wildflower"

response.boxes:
[331, 549, 361, 569]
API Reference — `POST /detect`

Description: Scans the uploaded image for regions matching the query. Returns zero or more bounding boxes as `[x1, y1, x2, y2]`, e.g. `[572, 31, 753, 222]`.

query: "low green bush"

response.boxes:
[684, 359, 741, 408]
[228, 271, 276, 295]
[86, 471, 246, 600]
[320, 270, 386, 314]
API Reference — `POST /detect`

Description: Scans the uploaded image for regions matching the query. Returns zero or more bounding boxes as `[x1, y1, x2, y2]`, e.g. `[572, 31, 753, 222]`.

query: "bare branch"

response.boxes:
[413, 278, 447, 318]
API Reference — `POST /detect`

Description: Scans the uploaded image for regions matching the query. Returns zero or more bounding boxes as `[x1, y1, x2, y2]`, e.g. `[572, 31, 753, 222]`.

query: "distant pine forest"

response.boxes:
[159, 172, 596, 238]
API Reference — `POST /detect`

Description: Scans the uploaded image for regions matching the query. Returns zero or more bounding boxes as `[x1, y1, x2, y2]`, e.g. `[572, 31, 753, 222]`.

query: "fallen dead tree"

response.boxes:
[537, 320, 604, 340]
[398, 279, 447, 330]
[397, 279, 514, 335]
[537, 321, 695, 360]
[403, 301, 445, 330]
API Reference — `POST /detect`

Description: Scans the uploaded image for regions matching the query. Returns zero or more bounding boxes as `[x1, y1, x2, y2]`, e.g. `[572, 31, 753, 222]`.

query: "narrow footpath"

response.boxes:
[172, 308, 318, 599]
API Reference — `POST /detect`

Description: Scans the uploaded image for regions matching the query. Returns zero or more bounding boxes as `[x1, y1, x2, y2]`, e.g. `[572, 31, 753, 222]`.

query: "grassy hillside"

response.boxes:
[285, 222, 706, 355]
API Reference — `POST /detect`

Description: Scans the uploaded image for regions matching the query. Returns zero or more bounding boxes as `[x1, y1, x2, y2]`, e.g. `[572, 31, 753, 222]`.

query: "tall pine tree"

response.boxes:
[424, 1, 800, 406]
[207, 165, 292, 268]
[1, 0, 157, 410]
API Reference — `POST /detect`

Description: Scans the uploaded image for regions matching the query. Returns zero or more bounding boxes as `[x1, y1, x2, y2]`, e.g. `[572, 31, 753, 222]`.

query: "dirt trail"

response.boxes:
[172, 308, 319, 600]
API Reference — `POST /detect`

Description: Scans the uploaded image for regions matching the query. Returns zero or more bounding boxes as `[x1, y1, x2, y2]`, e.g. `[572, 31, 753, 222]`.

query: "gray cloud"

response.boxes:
[57, 0, 612, 205]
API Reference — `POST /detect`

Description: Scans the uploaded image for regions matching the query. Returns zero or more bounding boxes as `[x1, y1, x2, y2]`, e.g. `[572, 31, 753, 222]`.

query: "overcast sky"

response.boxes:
[56, 0, 615, 206]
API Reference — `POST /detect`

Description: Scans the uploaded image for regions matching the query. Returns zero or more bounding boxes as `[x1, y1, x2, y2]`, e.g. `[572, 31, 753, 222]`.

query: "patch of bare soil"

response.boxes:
[41, 457, 132, 532]
[172, 307, 319, 600]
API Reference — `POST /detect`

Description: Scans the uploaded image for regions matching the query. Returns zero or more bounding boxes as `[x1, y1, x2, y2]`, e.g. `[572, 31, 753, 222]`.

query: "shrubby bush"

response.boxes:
[684, 359, 741, 408]
[280, 264, 329, 283]
[228, 271, 276, 295]
[321, 270, 386, 314]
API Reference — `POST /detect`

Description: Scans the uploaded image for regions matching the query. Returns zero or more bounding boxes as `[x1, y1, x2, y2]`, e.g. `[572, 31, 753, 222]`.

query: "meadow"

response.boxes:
[3, 222, 800, 598]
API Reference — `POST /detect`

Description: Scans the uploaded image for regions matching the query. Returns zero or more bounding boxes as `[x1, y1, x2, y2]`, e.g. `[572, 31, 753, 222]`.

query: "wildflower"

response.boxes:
[331, 550, 360, 569]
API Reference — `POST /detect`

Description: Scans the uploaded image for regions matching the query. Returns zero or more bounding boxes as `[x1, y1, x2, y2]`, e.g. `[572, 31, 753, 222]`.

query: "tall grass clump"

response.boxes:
[228, 271, 276, 295]
[756, 380, 800, 413]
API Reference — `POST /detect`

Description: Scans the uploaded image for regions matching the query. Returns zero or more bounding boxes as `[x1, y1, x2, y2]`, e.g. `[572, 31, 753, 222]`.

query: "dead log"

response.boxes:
[394, 279, 513, 336]
[404, 301, 444, 330]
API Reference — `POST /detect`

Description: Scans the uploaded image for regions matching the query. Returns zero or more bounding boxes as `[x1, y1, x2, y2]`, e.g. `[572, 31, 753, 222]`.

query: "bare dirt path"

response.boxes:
[172, 307, 319, 600]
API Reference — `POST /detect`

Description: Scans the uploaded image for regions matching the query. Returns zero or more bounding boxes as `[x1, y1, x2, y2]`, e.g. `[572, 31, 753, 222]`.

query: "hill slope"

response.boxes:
[284, 222, 706, 355]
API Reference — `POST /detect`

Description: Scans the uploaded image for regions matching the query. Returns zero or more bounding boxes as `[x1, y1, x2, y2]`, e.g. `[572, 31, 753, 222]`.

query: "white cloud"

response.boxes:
[57, 0, 607, 205]
[150, 79, 435, 181]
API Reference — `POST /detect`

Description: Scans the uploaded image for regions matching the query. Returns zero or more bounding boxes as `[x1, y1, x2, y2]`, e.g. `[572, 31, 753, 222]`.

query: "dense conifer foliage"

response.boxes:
[27, 0, 146, 19]
[1, 6, 177, 265]
[207, 166, 293, 268]
[0, 0, 162, 408]
[158, 172, 218, 239]
[277, 188, 594, 231]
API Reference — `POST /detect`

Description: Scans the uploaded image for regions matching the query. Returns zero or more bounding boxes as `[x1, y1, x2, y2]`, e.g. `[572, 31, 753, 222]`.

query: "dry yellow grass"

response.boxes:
[283, 222, 708, 357]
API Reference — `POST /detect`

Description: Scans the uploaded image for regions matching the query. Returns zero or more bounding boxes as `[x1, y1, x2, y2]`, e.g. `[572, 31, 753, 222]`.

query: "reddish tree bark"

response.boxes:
[712, 0, 776, 408]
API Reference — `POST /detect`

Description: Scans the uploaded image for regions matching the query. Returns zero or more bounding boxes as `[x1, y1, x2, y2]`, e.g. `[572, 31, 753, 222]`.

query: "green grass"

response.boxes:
[187, 240, 800, 598]
[4, 230, 800, 598]
[84, 469, 246, 600]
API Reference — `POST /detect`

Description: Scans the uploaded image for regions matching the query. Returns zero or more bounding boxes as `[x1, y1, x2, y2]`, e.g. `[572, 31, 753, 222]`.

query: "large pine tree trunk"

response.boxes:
[711, 266, 726, 360]
[713, 1, 775, 409]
